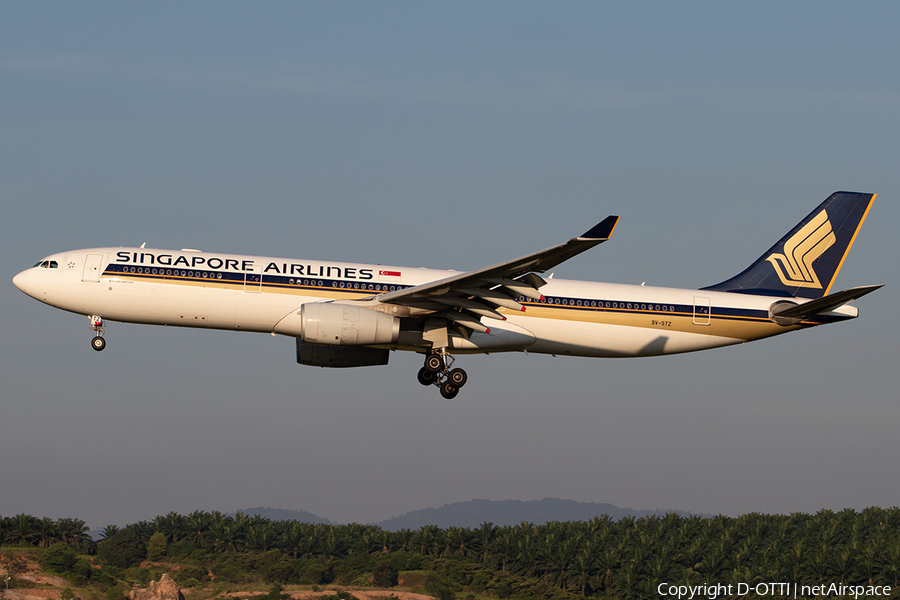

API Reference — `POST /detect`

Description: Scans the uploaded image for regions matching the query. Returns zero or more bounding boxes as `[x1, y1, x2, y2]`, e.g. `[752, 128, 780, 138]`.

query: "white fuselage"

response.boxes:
[13, 246, 857, 360]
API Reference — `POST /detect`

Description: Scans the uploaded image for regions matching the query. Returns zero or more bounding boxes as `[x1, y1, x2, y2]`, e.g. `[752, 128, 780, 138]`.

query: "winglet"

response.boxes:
[578, 216, 620, 240]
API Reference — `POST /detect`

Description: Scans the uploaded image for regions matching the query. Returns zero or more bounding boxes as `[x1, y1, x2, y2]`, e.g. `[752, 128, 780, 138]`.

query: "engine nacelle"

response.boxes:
[301, 303, 400, 346]
[296, 340, 390, 368]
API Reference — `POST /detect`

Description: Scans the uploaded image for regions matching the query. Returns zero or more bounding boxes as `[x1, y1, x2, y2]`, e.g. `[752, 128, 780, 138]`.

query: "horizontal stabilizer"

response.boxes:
[771, 285, 883, 319]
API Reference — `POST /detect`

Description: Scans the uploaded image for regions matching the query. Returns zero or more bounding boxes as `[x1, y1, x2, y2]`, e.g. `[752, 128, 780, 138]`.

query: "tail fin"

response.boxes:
[703, 191, 876, 299]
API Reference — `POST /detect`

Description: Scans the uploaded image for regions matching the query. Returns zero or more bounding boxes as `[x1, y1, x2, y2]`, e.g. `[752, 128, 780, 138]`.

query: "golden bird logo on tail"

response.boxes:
[765, 209, 835, 289]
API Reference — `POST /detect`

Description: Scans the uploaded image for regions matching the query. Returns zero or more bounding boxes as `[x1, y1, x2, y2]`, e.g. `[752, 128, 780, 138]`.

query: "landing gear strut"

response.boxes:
[89, 315, 106, 351]
[417, 350, 467, 399]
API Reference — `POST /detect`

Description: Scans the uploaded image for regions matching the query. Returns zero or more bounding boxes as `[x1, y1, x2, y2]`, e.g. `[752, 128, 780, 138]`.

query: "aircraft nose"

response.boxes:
[13, 269, 29, 293]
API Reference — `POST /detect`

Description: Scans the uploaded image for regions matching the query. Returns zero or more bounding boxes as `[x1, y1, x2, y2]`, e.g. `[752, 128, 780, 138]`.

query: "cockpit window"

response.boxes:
[33, 260, 59, 269]
[50, 261, 58, 268]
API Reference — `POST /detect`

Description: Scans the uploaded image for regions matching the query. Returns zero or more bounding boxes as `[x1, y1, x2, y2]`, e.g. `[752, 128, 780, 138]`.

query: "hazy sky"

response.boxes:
[2, 2, 898, 530]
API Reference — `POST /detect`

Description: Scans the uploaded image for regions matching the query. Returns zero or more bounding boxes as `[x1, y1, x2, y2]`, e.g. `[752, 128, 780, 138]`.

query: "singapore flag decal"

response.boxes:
[378, 269, 401, 282]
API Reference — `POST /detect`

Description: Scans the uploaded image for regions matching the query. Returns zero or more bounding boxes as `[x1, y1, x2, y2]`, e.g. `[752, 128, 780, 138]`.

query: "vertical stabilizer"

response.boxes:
[703, 191, 875, 299]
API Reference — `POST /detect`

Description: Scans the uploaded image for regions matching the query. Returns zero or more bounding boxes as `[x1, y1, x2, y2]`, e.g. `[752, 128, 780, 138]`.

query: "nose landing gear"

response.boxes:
[417, 351, 467, 399]
[89, 315, 107, 351]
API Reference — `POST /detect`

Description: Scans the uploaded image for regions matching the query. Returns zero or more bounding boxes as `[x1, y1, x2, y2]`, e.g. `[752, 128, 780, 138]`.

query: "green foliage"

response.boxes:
[123, 567, 152, 586]
[304, 558, 333, 585]
[94, 569, 115, 586]
[424, 570, 457, 600]
[212, 560, 245, 584]
[1, 515, 93, 552]
[97, 528, 146, 569]
[40, 543, 78, 573]
[262, 559, 294, 584]
[246, 583, 286, 600]
[60, 586, 77, 600]
[372, 556, 398, 587]
[146, 532, 167, 561]
[104, 585, 127, 600]
[72, 558, 95, 582]
[8, 507, 900, 599]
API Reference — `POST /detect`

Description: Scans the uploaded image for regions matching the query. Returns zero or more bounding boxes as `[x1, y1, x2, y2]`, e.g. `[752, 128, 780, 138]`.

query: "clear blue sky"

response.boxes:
[2, 2, 898, 528]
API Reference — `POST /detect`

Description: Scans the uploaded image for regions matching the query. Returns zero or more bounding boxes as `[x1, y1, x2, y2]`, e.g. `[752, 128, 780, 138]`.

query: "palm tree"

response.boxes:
[56, 518, 92, 550]
[567, 544, 599, 595]
[857, 543, 881, 586]
[98, 524, 120, 541]
[217, 521, 246, 554]
[245, 521, 278, 552]
[394, 528, 413, 553]
[804, 542, 832, 584]
[592, 543, 622, 594]
[280, 521, 314, 559]
[35, 517, 58, 548]
[375, 528, 393, 554]
[444, 526, 474, 558]
[5, 514, 38, 546]
[473, 521, 497, 563]
[413, 525, 440, 556]
[320, 527, 346, 559]
[489, 528, 517, 572]
[154, 512, 185, 544]
[185, 510, 210, 548]
[882, 541, 900, 587]
[541, 537, 576, 590]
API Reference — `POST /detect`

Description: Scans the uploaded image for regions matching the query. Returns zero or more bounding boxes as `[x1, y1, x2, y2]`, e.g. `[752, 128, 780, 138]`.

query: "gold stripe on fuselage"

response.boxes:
[108, 272, 797, 342]
[511, 302, 795, 342]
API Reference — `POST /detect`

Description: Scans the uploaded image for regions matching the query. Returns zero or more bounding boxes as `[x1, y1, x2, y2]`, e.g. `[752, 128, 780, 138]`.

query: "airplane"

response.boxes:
[13, 191, 881, 399]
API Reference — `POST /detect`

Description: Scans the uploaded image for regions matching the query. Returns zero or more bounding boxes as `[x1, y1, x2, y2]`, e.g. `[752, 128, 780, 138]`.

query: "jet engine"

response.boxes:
[300, 303, 400, 346]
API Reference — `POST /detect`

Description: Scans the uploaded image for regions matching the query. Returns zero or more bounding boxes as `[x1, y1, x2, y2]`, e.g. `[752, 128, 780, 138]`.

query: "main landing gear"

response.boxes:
[89, 315, 107, 351]
[417, 351, 468, 399]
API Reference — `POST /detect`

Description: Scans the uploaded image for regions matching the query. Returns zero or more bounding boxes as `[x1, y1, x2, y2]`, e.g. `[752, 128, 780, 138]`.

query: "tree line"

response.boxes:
[3, 508, 900, 599]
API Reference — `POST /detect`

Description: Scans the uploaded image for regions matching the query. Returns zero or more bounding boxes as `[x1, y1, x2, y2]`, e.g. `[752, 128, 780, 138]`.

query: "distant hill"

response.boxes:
[234, 499, 705, 530]
[235, 506, 332, 524]
[373, 498, 702, 530]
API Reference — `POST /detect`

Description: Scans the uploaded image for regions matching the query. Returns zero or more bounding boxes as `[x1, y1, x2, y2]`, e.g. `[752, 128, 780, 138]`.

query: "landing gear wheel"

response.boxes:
[417, 367, 436, 386]
[91, 336, 107, 352]
[448, 368, 467, 387]
[440, 381, 459, 399]
[424, 353, 445, 373]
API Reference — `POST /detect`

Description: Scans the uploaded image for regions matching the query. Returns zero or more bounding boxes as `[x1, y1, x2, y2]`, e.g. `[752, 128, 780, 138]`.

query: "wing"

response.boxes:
[375, 216, 619, 333]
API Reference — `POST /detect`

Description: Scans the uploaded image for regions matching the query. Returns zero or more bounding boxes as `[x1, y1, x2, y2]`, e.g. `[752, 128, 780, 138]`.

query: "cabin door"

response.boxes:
[82, 254, 104, 282]
[693, 296, 711, 325]
[244, 265, 263, 293]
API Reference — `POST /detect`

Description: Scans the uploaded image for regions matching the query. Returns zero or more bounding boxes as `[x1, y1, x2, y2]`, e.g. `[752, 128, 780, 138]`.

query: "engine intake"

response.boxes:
[301, 303, 400, 346]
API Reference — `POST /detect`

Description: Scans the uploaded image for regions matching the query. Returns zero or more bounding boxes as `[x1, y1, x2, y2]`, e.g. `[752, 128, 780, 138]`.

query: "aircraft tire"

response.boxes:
[424, 353, 445, 373]
[440, 381, 459, 399]
[449, 368, 467, 387]
[91, 336, 107, 352]
[417, 367, 436, 386]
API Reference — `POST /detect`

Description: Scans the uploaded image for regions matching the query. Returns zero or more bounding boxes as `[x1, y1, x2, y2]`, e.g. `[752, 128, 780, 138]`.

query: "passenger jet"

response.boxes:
[13, 191, 880, 398]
